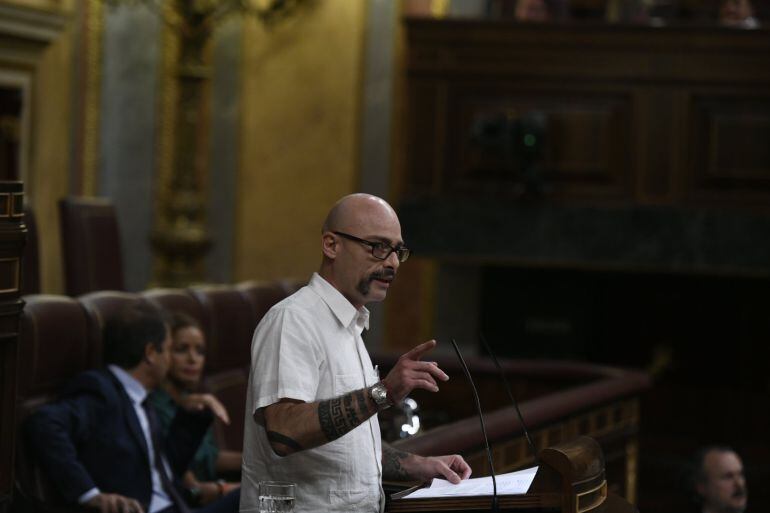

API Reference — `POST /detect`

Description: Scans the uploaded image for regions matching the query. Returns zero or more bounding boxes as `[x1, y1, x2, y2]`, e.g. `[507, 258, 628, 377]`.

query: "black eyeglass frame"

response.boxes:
[332, 231, 410, 263]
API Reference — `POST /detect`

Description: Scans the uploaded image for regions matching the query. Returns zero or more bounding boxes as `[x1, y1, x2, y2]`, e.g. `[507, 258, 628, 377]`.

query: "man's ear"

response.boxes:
[144, 342, 156, 364]
[321, 232, 338, 259]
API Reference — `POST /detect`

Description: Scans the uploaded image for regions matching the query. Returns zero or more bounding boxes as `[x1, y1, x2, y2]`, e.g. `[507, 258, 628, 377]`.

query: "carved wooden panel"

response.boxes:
[446, 87, 632, 200]
[686, 95, 770, 205]
[400, 19, 770, 210]
[405, 81, 444, 193]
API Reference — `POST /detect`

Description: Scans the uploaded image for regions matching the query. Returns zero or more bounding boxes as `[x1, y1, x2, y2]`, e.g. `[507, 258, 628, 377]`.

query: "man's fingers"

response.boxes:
[106, 497, 120, 513]
[127, 498, 144, 513]
[117, 498, 133, 513]
[107, 496, 121, 513]
[413, 378, 439, 392]
[451, 456, 472, 480]
[439, 464, 462, 484]
[411, 361, 449, 381]
[403, 340, 437, 361]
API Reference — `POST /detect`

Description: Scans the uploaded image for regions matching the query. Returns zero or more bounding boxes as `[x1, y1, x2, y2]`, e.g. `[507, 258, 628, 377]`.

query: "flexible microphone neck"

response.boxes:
[450, 338, 498, 513]
[479, 332, 539, 465]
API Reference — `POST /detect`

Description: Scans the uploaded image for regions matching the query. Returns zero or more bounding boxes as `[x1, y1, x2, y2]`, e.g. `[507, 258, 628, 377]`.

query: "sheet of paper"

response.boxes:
[401, 466, 538, 499]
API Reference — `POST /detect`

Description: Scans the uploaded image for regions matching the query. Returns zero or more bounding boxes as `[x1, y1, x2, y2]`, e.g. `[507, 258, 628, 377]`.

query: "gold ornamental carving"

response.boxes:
[106, 0, 310, 286]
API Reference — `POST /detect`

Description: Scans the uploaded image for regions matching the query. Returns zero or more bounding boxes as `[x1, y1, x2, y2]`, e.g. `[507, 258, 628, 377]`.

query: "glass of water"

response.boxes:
[259, 481, 295, 513]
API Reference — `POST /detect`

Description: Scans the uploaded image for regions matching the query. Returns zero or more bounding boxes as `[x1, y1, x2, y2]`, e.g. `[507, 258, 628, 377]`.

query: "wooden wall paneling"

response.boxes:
[446, 83, 634, 201]
[0, 182, 25, 513]
[639, 88, 676, 202]
[401, 19, 770, 210]
[405, 80, 443, 194]
[686, 94, 770, 206]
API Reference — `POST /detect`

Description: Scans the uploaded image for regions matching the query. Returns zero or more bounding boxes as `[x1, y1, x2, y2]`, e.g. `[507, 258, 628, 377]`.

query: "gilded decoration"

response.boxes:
[104, 0, 311, 286]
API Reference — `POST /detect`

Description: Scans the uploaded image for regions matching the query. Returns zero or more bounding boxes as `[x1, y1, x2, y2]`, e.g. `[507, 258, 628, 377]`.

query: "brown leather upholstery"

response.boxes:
[77, 291, 146, 366]
[189, 286, 256, 374]
[142, 288, 207, 333]
[17, 295, 93, 400]
[203, 368, 249, 452]
[236, 280, 296, 324]
[59, 197, 125, 297]
[16, 295, 91, 512]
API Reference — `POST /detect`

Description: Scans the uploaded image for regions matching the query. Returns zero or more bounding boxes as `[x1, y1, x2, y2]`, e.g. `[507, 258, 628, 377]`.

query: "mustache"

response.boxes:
[369, 269, 396, 281]
[733, 488, 747, 498]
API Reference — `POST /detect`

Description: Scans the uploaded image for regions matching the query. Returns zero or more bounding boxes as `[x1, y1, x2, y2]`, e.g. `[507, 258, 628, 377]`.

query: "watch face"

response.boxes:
[372, 384, 388, 405]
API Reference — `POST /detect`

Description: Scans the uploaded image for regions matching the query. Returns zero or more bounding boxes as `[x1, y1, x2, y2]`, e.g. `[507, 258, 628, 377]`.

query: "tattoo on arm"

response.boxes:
[318, 389, 370, 442]
[266, 430, 304, 456]
[382, 444, 411, 481]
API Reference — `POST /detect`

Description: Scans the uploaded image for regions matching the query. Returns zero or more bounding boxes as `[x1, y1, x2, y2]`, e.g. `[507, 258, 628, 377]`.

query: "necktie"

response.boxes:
[142, 398, 192, 513]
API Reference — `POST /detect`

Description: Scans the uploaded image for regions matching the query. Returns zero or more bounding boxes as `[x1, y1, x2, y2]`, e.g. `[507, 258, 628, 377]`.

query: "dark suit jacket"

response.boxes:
[25, 368, 212, 509]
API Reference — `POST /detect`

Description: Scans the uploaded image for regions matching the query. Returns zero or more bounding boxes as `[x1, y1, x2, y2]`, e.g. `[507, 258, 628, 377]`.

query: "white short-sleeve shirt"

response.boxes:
[240, 273, 384, 513]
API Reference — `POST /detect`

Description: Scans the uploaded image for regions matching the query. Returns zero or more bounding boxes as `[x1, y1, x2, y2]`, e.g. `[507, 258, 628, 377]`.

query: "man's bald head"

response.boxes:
[319, 193, 403, 309]
[322, 194, 399, 234]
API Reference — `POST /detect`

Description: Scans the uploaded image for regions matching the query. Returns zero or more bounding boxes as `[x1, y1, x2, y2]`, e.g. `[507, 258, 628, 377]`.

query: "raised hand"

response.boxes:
[381, 340, 449, 403]
[178, 393, 230, 425]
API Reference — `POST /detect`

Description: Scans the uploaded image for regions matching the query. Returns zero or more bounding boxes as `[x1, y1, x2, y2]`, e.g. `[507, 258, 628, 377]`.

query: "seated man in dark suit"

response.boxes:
[25, 303, 239, 513]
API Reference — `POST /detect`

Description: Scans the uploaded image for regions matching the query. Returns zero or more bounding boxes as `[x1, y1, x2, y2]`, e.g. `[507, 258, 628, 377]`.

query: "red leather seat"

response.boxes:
[77, 291, 146, 366]
[203, 368, 249, 452]
[236, 279, 296, 325]
[16, 295, 92, 511]
[142, 288, 207, 334]
[59, 196, 125, 296]
[189, 286, 256, 374]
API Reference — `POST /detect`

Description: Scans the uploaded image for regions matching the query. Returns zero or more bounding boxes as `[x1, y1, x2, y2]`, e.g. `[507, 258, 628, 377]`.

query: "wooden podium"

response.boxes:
[387, 437, 637, 513]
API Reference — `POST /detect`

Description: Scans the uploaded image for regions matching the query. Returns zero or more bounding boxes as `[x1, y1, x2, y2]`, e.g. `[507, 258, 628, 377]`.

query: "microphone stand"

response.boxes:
[450, 338, 499, 513]
[479, 332, 539, 465]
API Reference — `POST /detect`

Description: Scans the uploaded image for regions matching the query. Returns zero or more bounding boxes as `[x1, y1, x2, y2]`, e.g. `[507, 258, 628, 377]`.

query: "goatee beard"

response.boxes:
[357, 269, 396, 296]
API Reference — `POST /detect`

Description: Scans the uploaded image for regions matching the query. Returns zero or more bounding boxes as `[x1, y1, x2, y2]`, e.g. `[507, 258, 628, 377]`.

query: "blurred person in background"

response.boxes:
[150, 312, 241, 507]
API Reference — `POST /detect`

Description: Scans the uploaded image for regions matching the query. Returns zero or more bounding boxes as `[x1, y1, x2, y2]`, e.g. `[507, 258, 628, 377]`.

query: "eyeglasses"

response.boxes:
[333, 231, 410, 263]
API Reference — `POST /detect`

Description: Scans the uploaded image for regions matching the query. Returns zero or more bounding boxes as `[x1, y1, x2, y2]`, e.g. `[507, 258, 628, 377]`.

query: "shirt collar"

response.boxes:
[309, 272, 370, 332]
[108, 364, 148, 405]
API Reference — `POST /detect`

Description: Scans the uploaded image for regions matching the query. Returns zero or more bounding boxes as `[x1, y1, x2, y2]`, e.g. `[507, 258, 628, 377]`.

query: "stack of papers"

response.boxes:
[401, 466, 538, 499]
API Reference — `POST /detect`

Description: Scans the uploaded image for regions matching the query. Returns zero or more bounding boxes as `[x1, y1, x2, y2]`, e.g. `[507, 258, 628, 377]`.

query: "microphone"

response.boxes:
[479, 332, 539, 465]
[450, 338, 498, 512]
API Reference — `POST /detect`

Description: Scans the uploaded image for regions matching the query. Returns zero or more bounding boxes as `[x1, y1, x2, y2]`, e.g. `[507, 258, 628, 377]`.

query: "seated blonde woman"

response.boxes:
[150, 312, 241, 506]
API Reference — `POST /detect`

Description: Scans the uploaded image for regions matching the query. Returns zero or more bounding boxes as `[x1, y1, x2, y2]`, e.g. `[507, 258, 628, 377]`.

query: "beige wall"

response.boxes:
[236, 0, 367, 283]
[1, 0, 74, 293]
[31, 9, 72, 294]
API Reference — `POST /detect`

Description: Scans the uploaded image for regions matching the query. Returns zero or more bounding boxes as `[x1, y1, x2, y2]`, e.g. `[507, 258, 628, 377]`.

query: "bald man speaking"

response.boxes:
[240, 194, 471, 513]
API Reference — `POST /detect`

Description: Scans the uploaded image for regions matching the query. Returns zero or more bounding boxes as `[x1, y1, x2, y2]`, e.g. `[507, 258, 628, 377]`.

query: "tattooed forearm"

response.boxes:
[318, 389, 371, 442]
[266, 430, 303, 456]
[382, 443, 412, 481]
[343, 392, 360, 428]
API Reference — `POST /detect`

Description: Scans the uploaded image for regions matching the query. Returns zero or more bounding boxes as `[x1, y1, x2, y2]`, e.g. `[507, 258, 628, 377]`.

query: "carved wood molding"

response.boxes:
[0, 2, 66, 52]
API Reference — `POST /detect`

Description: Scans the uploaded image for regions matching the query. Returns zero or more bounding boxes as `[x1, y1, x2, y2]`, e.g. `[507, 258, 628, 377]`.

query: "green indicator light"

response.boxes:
[524, 134, 536, 147]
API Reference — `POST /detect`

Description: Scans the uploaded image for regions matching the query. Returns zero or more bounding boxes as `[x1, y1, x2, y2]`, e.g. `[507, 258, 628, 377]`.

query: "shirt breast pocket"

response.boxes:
[334, 373, 361, 396]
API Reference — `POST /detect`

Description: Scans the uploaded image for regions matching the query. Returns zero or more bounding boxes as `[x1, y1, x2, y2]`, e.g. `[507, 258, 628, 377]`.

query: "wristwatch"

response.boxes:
[369, 381, 392, 410]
